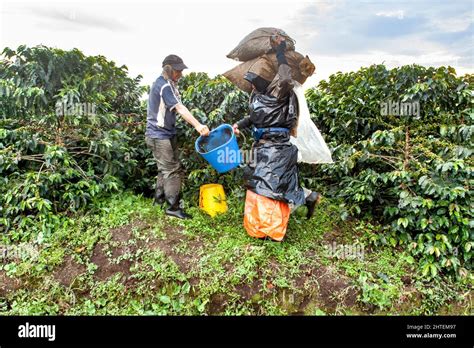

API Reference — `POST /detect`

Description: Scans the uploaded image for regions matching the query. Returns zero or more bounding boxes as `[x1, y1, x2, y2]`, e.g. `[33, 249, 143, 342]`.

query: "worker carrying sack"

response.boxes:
[227, 27, 296, 62]
[244, 190, 290, 241]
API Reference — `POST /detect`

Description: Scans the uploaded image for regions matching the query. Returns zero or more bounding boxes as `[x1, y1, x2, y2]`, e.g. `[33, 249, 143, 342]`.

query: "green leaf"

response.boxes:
[159, 295, 171, 304]
[397, 217, 409, 228]
[465, 242, 472, 253]
[426, 245, 435, 255]
[430, 264, 438, 277]
[421, 263, 430, 277]
[420, 218, 429, 230]
[181, 282, 191, 294]
[440, 125, 447, 136]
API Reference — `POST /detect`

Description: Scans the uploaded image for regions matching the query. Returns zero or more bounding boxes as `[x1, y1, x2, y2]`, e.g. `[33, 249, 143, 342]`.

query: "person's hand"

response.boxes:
[196, 124, 210, 136]
[232, 123, 240, 135]
[276, 39, 287, 52]
[270, 33, 286, 49]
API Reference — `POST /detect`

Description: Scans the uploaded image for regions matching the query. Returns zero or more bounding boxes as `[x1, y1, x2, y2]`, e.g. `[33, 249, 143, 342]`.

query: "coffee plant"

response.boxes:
[305, 64, 473, 278]
[0, 45, 148, 240]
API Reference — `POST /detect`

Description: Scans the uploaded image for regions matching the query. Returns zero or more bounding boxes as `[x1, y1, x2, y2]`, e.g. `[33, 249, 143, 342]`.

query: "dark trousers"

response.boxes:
[145, 136, 182, 202]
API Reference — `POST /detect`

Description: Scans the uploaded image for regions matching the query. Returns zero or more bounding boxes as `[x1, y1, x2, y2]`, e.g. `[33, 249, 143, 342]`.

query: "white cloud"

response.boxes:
[1, 0, 311, 87]
[430, 17, 472, 33]
[1, 0, 472, 92]
[376, 10, 404, 19]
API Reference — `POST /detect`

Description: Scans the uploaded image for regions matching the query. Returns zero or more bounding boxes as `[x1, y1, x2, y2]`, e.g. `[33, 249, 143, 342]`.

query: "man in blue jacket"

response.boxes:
[146, 54, 209, 219]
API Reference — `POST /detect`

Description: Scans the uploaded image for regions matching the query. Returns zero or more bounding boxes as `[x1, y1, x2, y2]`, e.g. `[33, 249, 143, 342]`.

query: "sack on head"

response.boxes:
[223, 52, 316, 93]
[226, 27, 296, 62]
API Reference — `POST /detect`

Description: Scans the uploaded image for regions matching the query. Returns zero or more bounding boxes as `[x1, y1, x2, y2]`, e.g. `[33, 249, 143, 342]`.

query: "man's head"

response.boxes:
[162, 54, 188, 82]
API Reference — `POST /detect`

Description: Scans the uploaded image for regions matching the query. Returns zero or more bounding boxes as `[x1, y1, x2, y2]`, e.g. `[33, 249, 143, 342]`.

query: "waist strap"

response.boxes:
[253, 127, 289, 140]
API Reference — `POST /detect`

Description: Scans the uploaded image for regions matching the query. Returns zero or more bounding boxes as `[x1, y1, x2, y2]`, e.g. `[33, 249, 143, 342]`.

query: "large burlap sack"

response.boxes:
[226, 27, 295, 62]
[223, 52, 315, 93]
[265, 52, 316, 86]
[223, 56, 274, 93]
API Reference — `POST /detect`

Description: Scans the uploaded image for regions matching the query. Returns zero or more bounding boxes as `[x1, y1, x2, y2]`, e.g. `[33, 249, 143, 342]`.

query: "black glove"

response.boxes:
[276, 40, 288, 66]
[276, 40, 287, 53]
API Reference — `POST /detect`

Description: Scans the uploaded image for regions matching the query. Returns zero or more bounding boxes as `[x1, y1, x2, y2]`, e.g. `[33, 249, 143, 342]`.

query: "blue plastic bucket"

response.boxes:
[195, 124, 241, 174]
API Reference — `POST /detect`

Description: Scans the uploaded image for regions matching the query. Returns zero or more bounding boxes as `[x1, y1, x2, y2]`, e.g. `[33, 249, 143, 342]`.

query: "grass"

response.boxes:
[0, 191, 471, 315]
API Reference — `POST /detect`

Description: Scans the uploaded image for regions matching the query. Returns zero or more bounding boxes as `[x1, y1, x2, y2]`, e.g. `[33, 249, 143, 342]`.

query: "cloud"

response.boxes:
[358, 15, 427, 38]
[30, 5, 129, 32]
[376, 10, 405, 19]
[1, 0, 471, 88]
[286, 0, 473, 70]
[427, 22, 473, 45]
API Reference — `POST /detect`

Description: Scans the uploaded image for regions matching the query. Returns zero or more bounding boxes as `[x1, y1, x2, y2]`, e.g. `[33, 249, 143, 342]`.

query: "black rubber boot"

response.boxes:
[305, 191, 321, 220]
[153, 187, 165, 206]
[165, 195, 191, 220]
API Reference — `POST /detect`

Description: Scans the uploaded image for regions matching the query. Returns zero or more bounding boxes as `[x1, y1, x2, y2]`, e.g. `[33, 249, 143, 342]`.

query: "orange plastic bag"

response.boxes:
[243, 190, 290, 241]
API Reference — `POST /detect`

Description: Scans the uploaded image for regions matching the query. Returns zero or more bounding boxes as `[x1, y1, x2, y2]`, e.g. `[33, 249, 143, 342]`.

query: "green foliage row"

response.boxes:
[305, 64, 473, 278]
[0, 46, 149, 240]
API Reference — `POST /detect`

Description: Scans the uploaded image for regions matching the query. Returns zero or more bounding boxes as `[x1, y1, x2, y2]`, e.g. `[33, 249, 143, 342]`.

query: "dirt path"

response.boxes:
[1, 215, 470, 315]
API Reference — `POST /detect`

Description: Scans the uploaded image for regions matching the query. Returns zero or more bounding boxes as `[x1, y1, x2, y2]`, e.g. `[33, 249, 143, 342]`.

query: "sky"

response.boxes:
[1, 0, 473, 89]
